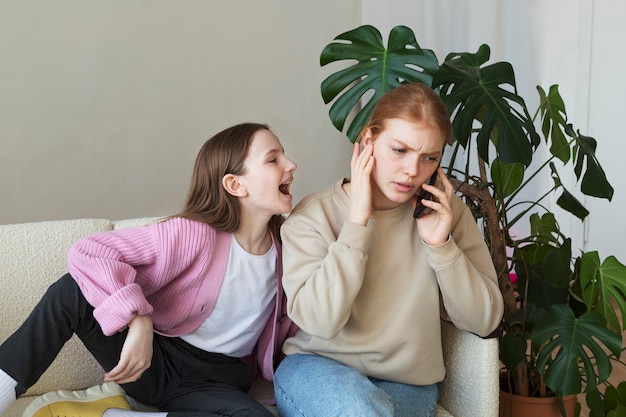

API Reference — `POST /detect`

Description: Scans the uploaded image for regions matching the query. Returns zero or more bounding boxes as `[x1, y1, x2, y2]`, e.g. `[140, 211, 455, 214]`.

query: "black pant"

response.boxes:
[0, 274, 273, 417]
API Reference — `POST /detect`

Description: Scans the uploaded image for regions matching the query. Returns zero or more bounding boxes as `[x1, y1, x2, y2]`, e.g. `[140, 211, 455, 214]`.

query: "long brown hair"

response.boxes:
[170, 123, 284, 237]
[362, 83, 453, 145]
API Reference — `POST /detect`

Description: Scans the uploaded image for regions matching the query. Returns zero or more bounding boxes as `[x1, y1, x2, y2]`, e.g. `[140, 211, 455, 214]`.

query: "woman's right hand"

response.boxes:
[348, 141, 374, 226]
[104, 314, 154, 384]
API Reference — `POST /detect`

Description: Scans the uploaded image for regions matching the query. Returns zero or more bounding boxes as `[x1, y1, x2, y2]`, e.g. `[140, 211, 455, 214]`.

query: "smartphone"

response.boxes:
[413, 168, 439, 219]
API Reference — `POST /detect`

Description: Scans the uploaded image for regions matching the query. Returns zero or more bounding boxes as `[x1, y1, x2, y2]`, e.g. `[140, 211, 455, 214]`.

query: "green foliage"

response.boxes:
[587, 382, 626, 417]
[580, 252, 626, 332]
[320, 25, 438, 142]
[490, 158, 524, 199]
[532, 306, 622, 395]
[433, 45, 539, 166]
[569, 125, 614, 200]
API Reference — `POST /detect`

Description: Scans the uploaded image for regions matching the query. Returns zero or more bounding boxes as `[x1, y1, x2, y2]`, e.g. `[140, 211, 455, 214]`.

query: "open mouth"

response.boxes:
[279, 181, 291, 195]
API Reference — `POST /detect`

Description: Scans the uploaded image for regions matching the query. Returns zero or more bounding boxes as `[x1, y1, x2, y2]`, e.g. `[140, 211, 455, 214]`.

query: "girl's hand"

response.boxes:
[348, 141, 375, 226]
[414, 167, 453, 246]
[104, 315, 154, 384]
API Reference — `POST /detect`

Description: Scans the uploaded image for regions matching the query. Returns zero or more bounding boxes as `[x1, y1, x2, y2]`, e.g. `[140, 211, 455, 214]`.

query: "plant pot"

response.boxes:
[499, 391, 577, 417]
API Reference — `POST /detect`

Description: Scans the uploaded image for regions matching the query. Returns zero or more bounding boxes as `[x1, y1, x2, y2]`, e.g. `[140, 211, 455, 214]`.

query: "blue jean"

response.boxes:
[274, 354, 438, 417]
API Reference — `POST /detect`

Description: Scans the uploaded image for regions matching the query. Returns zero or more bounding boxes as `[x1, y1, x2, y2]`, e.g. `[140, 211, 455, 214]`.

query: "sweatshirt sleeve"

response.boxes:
[426, 196, 504, 337]
[281, 211, 371, 340]
[67, 223, 162, 335]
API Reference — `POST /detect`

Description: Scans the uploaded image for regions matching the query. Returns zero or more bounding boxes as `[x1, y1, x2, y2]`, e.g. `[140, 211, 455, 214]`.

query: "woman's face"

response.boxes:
[362, 117, 444, 210]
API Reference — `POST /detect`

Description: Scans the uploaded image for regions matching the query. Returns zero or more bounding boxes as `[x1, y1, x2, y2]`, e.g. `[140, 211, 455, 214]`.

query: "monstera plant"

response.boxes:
[319, 24, 626, 416]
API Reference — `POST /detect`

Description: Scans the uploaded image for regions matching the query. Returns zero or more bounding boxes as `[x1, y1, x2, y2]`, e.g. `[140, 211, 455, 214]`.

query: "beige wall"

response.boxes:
[0, 1, 359, 224]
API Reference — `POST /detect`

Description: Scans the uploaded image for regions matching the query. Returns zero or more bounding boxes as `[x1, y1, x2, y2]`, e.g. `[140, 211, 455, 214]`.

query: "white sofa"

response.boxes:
[0, 217, 500, 417]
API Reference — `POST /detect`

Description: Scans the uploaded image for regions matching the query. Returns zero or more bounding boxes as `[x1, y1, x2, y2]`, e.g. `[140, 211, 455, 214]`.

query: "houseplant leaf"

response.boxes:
[538, 85, 569, 163]
[320, 25, 439, 142]
[514, 254, 570, 313]
[500, 332, 527, 372]
[541, 239, 573, 288]
[432, 44, 539, 166]
[586, 382, 626, 417]
[551, 162, 590, 220]
[529, 212, 564, 246]
[580, 251, 626, 332]
[586, 388, 605, 417]
[512, 216, 573, 294]
[533, 305, 622, 395]
[567, 125, 614, 200]
[491, 157, 524, 199]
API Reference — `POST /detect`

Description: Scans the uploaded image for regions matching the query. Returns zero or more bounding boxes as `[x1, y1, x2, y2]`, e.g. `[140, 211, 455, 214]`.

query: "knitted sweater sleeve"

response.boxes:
[67, 218, 206, 336]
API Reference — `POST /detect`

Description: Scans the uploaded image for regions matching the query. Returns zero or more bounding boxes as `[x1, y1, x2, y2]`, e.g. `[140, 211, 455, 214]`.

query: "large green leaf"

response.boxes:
[533, 305, 622, 395]
[320, 25, 439, 142]
[567, 124, 614, 200]
[586, 380, 626, 417]
[529, 212, 564, 246]
[490, 157, 524, 199]
[606, 383, 626, 414]
[542, 239, 573, 288]
[500, 332, 527, 372]
[580, 251, 626, 332]
[538, 85, 569, 163]
[514, 253, 570, 313]
[586, 389, 606, 417]
[432, 44, 540, 166]
[514, 242, 551, 268]
[551, 162, 590, 220]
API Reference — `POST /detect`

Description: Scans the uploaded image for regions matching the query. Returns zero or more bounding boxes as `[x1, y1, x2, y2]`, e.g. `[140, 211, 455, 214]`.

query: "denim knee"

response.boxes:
[274, 354, 394, 417]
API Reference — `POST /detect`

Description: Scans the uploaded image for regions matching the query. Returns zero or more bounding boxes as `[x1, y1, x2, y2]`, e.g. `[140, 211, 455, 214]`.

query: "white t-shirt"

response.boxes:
[180, 235, 277, 357]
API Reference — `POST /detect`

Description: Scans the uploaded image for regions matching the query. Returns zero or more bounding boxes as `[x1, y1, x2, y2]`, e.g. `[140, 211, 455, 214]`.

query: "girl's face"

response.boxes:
[362, 117, 444, 210]
[237, 129, 297, 216]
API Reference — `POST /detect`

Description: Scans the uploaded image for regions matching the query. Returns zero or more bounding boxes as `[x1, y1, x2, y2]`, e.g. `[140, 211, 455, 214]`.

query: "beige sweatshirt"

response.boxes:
[280, 179, 503, 386]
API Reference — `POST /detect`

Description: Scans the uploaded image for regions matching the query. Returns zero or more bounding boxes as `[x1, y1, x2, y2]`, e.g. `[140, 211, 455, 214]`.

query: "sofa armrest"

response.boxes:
[0, 219, 115, 401]
[438, 320, 499, 417]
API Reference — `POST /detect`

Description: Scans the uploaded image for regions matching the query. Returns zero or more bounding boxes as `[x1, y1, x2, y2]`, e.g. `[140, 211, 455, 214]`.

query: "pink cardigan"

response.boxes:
[67, 217, 296, 380]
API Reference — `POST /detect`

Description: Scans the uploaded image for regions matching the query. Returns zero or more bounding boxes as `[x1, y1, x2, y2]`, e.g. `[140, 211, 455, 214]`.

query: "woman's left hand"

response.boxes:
[414, 167, 453, 246]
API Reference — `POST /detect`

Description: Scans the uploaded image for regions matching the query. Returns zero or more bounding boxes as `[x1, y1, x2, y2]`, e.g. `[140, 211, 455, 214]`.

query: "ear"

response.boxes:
[222, 174, 247, 197]
[361, 128, 374, 147]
